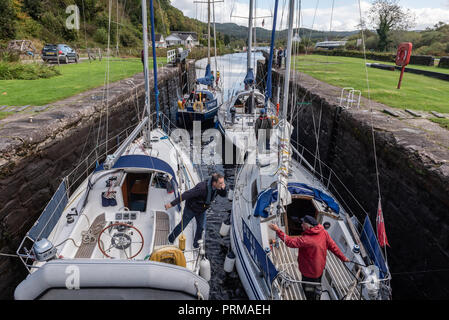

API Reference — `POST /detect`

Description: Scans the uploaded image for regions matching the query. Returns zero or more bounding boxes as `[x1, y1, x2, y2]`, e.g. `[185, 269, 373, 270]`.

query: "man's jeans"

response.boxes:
[168, 206, 206, 248]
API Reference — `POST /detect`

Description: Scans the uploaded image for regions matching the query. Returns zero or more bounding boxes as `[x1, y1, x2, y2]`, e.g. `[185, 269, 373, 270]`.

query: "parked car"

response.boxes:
[42, 44, 79, 64]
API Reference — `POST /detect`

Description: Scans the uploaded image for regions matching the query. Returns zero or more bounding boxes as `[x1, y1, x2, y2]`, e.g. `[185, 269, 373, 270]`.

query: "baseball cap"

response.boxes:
[300, 215, 318, 226]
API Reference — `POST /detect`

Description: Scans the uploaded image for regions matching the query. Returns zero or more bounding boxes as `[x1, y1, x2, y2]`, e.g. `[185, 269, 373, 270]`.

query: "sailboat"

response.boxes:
[216, 0, 277, 163]
[229, 0, 392, 300]
[14, 0, 210, 300]
[176, 0, 223, 126]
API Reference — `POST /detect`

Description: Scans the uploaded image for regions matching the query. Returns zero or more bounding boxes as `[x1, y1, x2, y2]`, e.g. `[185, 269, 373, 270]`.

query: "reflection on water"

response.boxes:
[194, 49, 267, 101]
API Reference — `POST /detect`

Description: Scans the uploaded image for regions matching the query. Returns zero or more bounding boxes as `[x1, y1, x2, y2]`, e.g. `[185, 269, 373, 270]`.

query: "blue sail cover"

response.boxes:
[360, 216, 389, 279]
[196, 63, 214, 86]
[95, 155, 177, 184]
[244, 68, 255, 86]
[254, 182, 340, 218]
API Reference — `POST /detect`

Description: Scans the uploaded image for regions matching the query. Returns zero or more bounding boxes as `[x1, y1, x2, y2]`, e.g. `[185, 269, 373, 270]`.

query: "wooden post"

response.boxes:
[397, 66, 406, 89]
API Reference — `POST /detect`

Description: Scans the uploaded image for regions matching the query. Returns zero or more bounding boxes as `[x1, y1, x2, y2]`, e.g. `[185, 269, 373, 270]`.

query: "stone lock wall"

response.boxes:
[257, 59, 449, 299]
[0, 61, 195, 299]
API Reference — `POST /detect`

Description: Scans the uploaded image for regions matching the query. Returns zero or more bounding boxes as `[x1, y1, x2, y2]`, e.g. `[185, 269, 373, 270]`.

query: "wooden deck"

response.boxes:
[154, 211, 170, 247]
[271, 239, 360, 300]
[75, 213, 106, 259]
[271, 239, 306, 300]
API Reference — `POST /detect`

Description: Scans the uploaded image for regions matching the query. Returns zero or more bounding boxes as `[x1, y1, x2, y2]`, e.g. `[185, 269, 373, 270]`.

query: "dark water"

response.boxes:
[193, 53, 274, 300]
[201, 164, 248, 300]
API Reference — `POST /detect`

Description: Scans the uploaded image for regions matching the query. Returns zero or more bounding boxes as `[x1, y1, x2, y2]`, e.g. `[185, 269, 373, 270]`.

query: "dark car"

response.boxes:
[42, 44, 79, 64]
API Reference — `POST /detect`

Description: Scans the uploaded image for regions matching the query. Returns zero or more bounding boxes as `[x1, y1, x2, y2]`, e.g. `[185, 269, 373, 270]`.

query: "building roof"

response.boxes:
[150, 34, 164, 42]
[171, 31, 198, 41]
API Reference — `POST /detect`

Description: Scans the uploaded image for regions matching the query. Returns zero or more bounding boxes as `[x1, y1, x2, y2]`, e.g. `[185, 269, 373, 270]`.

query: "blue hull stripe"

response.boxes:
[231, 216, 262, 300]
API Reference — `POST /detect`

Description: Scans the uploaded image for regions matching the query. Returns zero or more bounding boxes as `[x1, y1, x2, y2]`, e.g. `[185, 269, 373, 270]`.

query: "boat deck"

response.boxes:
[75, 213, 106, 259]
[154, 211, 170, 247]
[271, 239, 361, 300]
[271, 239, 306, 300]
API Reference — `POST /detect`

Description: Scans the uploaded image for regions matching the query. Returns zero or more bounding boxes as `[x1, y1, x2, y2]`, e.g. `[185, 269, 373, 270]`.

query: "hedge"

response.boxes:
[438, 57, 449, 69]
[409, 55, 434, 66]
[313, 49, 436, 66]
[313, 49, 395, 62]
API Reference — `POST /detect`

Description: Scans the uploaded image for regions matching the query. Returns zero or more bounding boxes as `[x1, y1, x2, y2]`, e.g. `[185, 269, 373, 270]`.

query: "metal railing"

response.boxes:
[167, 49, 176, 64]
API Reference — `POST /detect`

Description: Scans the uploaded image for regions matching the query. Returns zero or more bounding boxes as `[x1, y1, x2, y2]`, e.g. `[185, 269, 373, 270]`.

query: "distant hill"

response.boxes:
[214, 22, 358, 42]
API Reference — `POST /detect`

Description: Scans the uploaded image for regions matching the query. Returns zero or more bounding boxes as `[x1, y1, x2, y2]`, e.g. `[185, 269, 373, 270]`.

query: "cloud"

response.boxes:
[171, 0, 449, 32]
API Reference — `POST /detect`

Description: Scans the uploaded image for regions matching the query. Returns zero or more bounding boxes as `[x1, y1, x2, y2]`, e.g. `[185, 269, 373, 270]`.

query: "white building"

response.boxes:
[165, 32, 199, 48]
[150, 34, 166, 48]
[314, 41, 347, 49]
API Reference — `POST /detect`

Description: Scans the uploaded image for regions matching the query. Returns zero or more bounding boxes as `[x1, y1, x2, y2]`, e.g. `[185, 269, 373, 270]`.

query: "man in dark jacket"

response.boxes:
[269, 215, 349, 300]
[165, 173, 227, 248]
[255, 108, 272, 151]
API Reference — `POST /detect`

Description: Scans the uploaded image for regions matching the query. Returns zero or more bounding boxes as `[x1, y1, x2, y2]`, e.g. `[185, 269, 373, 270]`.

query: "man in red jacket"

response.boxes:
[269, 215, 349, 300]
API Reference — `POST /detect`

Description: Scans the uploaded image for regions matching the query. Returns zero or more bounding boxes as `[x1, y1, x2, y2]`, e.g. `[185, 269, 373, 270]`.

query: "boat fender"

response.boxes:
[224, 250, 236, 273]
[219, 218, 231, 237]
[199, 257, 211, 281]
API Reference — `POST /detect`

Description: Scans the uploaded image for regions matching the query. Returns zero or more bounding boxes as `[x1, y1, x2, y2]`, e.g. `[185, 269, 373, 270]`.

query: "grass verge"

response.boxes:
[0, 57, 166, 106]
[295, 54, 449, 113]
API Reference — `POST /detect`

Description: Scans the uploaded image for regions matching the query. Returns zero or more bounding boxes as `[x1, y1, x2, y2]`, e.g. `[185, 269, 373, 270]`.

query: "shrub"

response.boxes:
[438, 57, 449, 69]
[0, 62, 61, 80]
[313, 49, 395, 62]
[94, 28, 109, 45]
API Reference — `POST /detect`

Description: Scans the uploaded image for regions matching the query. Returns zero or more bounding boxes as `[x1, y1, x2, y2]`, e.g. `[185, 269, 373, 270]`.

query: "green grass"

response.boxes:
[430, 117, 449, 130]
[0, 111, 13, 120]
[295, 54, 449, 113]
[0, 57, 166, 107]
[377, 60, 449, 75]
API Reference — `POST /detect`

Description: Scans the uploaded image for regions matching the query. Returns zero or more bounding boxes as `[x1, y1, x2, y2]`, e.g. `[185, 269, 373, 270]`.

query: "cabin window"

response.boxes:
[284, 196, 318, 236]
[251, 180, 258, 207]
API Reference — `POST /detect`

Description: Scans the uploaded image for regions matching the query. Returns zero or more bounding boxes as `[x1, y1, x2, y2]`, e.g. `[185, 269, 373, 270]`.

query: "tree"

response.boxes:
[0, 0, 17, 39]
[368, 0, 415, 51]
[224, 34, 230, 46]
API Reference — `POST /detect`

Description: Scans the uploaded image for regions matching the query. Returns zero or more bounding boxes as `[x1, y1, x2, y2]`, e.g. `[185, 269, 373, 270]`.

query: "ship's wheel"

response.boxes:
[97, 223, 144, 259]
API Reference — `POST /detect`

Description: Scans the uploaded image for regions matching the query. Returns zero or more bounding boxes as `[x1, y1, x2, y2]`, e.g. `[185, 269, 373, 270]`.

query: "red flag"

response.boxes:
[376, 199, 390, 247]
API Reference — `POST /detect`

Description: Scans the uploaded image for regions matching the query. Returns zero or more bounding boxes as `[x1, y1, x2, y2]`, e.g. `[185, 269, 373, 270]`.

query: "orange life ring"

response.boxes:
[395, 42, 413, 67]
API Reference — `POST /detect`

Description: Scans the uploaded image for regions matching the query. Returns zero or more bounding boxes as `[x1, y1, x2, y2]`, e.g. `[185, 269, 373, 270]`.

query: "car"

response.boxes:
[42, 44, 79, 64]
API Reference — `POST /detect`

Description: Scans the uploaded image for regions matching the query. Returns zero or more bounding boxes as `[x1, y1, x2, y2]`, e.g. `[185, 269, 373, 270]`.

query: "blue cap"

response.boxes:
[260, 108, 266, 114]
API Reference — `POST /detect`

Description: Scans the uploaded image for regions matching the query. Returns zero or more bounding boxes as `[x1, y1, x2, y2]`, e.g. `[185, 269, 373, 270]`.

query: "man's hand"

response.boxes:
[164, 203, 172, 210]
[269, 223, 279, 232]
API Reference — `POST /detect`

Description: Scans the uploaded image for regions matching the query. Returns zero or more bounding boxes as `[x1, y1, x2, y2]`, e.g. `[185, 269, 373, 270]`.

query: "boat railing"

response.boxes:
[16, 123, 141, 271]
[65, 123, 139, 196]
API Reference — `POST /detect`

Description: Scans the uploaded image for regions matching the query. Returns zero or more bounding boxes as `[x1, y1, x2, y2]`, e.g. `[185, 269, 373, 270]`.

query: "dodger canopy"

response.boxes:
[254, 182, 340, 218]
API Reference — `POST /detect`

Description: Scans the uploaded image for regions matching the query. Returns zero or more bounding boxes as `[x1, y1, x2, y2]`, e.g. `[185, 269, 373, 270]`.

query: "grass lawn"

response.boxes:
[0, 57, 166, 107]
[430, 118, 449, 130]
[295, 54, 449, 113]
[0, 111, 13, 120]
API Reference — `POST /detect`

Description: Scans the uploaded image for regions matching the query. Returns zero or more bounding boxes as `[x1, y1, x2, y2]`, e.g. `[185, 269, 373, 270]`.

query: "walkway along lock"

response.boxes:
[395, 42, 413, 89]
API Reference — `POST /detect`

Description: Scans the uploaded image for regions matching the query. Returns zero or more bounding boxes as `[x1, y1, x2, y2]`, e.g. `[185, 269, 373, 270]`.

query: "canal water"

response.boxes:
[192, 50, 266, 299]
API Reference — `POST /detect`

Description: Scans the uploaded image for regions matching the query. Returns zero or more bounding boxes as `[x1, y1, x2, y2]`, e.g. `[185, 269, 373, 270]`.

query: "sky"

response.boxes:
[170, 0, 449, 32]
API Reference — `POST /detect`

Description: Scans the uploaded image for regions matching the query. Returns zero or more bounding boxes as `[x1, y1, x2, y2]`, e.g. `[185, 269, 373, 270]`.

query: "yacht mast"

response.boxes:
[247, 0, 254, 71]
[148, 0, 160, 126]
[276, 0, 295, 209]
[142, 0, 150, 116]
[208, 0, 211, 66]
